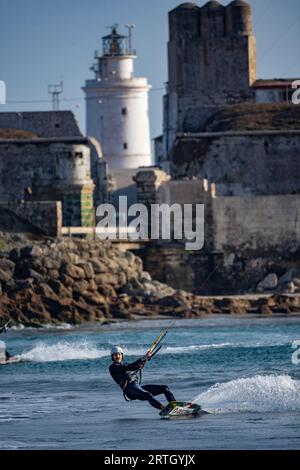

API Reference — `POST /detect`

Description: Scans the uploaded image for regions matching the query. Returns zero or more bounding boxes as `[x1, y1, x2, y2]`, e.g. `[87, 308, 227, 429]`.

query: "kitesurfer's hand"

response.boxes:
[141, 350, 152, 362]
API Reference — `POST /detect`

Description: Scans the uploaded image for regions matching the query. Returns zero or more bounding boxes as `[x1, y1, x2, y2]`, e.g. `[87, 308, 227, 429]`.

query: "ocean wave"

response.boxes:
[18, 338, 291, 363]
[162, 343, 232, 353]
[193, 375, 300, 413]
[19, 341, 107, 362]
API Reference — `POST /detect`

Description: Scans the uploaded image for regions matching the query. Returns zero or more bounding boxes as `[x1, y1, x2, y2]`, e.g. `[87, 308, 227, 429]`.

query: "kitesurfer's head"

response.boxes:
[111, 346, 123, 363]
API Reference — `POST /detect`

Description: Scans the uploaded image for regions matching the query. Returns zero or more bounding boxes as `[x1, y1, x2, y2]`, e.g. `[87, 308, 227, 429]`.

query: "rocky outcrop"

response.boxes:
[0, 235, 299, 327]
[0, 236, 190, 325]
[256, 269, 300, 295]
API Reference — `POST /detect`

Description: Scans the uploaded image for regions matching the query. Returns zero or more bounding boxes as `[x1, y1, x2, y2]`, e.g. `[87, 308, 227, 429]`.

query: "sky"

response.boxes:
[0, 0, 299, 147]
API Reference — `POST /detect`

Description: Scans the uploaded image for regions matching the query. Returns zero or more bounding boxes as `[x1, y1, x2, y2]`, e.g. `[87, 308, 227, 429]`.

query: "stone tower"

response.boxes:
[83, 25, 152, 170]
[162, 0, 257, 160]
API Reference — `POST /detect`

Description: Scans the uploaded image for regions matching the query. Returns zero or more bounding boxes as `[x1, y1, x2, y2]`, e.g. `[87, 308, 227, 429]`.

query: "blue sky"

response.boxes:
[1, 0, 299, 145]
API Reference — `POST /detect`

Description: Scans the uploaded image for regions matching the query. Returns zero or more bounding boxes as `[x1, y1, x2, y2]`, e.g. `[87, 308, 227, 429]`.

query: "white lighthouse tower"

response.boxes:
[83, 25, 152, 170]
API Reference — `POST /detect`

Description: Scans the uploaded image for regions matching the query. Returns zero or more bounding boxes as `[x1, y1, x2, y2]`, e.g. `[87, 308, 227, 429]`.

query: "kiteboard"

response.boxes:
[159, 401, 202, 419]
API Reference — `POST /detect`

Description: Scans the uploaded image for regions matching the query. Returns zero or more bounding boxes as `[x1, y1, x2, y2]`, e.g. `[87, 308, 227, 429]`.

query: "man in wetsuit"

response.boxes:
[109, 346, 176, 414]
[0, 322, 14, 362]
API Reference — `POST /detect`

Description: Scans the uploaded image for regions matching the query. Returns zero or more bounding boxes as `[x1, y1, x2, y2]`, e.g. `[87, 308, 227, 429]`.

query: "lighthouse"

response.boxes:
[83, 25, 152, 170]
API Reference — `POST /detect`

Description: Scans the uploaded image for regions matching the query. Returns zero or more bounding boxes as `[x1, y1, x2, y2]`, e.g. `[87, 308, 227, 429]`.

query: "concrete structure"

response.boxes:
[162, 0, 257, 161]
[253, 79, 297, 104]
[83, 26, 152, 170]
[169, 129, 300, 195]
[0, 137, 95, 228]
[0, 111, 108, 234]
[134, 169, 300, 294]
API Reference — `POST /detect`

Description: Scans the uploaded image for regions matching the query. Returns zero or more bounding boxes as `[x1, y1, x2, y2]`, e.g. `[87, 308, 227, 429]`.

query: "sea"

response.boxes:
[0, 315, 300, 450]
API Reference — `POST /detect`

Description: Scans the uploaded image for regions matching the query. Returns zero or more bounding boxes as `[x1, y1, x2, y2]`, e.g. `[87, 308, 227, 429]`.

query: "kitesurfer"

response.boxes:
[0, 322, 14, 363]
[109, 346, 176, 414]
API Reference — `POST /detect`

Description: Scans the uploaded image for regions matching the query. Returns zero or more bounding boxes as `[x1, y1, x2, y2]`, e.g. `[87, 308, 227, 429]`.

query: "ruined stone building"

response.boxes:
[135, 1, 300, 295]
[0, 111, 107, 236]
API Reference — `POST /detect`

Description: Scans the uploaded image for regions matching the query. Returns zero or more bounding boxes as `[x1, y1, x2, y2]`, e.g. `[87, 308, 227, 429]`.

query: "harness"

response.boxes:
[123, 368, 142, 402]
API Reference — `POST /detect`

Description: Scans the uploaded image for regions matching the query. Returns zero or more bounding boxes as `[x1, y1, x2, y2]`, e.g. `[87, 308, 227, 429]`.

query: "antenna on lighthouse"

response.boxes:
[125, 23, 135, 54]
[48, 81, 63, 111]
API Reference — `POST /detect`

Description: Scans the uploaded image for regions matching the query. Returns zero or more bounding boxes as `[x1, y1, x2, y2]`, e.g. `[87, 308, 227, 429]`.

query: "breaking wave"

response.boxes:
[193, 375, 300, 413]
[19, 341, 106, 362]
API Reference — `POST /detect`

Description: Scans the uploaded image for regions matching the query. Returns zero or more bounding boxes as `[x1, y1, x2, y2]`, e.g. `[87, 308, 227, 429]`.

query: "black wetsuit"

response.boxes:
[0, 325, 11, 361]
[109, 358, 175, 410]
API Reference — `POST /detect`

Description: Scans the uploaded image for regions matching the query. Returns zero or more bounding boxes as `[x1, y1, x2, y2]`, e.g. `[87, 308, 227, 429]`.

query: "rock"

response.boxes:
[71, 299, 98, 321]
[120, 283, 134, 295]
[87, 279, 97, 291]
[97, 284, 117, 298]
[3, 279, 17, 292]
[14, 279, 34, 291]
[9, 247, 21, 262]
[124, 251, 135, 266]
[0, 258, 15, 274]
[48, 269, 60, 280]
[293, 278, 300, 288]
[117, 272, 127, 287]
[48, 280, 72, 298]
[285, 282, 296, 294]
[140, 282, 157, 296]
[62, 252, 81, 265]
[277, 281, 296, 294]
[153, 285, 176, 299]
[44, 257, 61, 270]
[72, 279, 90, 294]
[106, 259, 121, 273]
[78, 262, 94, 279]
[81, 292, 107, 306]
[257, 273, 278, 291]
[61, 263, 85, 280]
[35, 283, 57, 299]
[28, 269, 44, 283]
[157, 296, 182, 308]
[278, 269, 296, 285]
[30, 258, 47, 275]
[259, 304, 273, 316]
[59, 274, 74, 287]
[141, 271, 152, 282]
[128, 277, 144, 290]
[30, 245, 45, 258]
[0, 268, 12, 283]
[95, 273, 119, 287]
[90, 259, 108, 274]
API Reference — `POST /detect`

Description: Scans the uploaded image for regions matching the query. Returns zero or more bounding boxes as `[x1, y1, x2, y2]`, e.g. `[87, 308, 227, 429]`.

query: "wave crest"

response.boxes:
[193, 375, 300, 413]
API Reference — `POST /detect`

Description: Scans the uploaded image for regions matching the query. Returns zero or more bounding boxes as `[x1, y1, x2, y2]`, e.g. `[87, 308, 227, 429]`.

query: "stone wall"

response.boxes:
[0, 201, 62, 237]
[170, 131, 300, 196]
[163, 0, 256, 158]
[213, 194, 300, 254]
[134, 173, 300, 294]
[0, 138, 95, 226]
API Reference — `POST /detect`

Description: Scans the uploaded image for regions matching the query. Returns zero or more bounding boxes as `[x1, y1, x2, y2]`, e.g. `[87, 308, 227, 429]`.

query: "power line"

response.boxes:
[254, 0, 278, 29]
[258, 13, 300, 60]
[5, 87, 165, 105]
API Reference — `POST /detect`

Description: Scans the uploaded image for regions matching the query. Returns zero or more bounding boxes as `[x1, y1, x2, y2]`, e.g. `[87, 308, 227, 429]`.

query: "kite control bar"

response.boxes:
[147, 320, 176, 359]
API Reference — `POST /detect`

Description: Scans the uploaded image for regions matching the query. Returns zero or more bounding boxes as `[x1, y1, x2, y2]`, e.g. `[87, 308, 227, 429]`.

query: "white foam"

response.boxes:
[163, 343, 232, 353]
[19, 341, 107, 362]
[193, 375, 300, 413]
